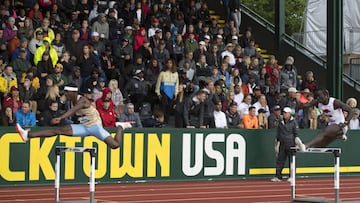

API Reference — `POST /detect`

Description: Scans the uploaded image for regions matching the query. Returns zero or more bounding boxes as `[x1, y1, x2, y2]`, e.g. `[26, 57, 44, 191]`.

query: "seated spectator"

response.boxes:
[0, 65, 18, 98]
[346, 97, 357, 109]
[98, 97, 117, 127]
[118, 103, 143, 128]
[2, 106, 15, 126]
[242, 106, 259, 129]
[349, 108, 360, 130]
[19, 75, 37, 114]
[238, 94, 252, 119]
[301, 71, 317, 93]
[38, 100, 67, 126]
[49, 63, 68, 94]
[142, 110, 166, 128]
[299, 108, 326, 129]
[226, 101, 242, 128]
[34, 37, 58, 67]
[11, 48, 32, 82]
[95, 87, 115, 111]
[3, 86, 21, 114]
[183, 90, 207, 128]
[15, 101, 36, 128]
[214, 100, 228, 128]
[257, 108, 268, 129]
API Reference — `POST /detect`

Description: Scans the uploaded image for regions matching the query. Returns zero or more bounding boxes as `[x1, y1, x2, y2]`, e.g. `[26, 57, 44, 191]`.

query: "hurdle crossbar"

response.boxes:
[55, 146, 97, 203]
[290, 147, 341, 203]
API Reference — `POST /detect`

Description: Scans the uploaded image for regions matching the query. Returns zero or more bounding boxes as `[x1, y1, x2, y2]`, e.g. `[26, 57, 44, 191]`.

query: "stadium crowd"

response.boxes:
[0, 0, 359, 129]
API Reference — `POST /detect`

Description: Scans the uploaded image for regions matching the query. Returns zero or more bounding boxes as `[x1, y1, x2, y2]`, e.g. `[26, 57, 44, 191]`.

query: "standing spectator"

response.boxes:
[34, 17, 55, 42]
[92, 13, 109, 40]
[98, 97, 117, 127]
[34, 37, 58, 67]
[155, 59, 179, 124]
[114, 38, 133, 81]
[77, 44, 99, 90]
[100, 46, 118, 81]
[271, 107, 299, 182]
[134, 27, 146, 52]
[28, 2, 44, 27]
[16, 101, 36, 128]
[301, 71, 317, 93]
[118, 103, 143, 128]
[279, 87, 298, 113]
[242, 106, 259, 129]
[268, 105, 282, 129]
[279, 59, 298, 93]
[183, 90, 207, 128]
[226, 101, 242, 128]
[206, 45, 221, 68]
[214, 100, 228, 128]
[66, 29, 85, 61]
[228, 0, 242, 29]
[153, 40, 170, 70]
[124, 69, 148, 112]
[52, 32, 66, 58]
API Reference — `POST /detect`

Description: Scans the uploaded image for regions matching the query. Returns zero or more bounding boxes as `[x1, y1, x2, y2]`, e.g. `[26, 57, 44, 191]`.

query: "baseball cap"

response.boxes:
[232, 35, 238, 40]
[199, 41, 206, 46]
[273, 105, 281, 111]
[216, 35, 223, 39]
[134, 69, 143, 74]
[92, 31, 100, 37]
[283, 107, 292, 113]
[125, 26, 133, 31]
[204, 35, 210, 40]
[288, 87, 298, 93]
[258, 108, 267, 114]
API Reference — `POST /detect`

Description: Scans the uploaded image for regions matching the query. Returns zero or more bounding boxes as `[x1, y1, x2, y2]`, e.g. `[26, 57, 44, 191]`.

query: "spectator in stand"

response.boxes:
[299, 107, 324, 129]
[124, 68, 148, 112]
[38, 100, 67, 126]
[279, 59, 298, 93]
[155, 59, 179, 124]
[178, 51, 196, 71]
[118, 103, 143, 128]
[3, 17, 18, 43]
[52, 33, 66, 58]
[98, 97, 117, 127]
[108, 79, 124, 112]
[49, 63, 68, 94]
[221, 43, 236, 67]
[101, 46, 118, 81]
[77, 44, 99, 90]
[202, 80, 219, 128]
[138, 39, 153, 65]
[2, 106, 15, 126]
[34, 17, 55, 42]
[242, 106, 259, 129]
[279, 87, 298, 114]
[29, 30, 44, 56]
[193, 41, 207, 62]
[114, 38, 133, 81]
[3, 86, 21, 114]
[15, 101, 36, 128]
[67, 66, 81, 88]
[239, 28, 253, 49]
[183, 90, 206, 128]
[301, 71, 317, 93]
[19, 75, 37, 114]
[11, 37, 31, 62]
[91, 13, 109, 40]
[36, 52, 54, 87]
[253, 94, 270, 117]
[238, 94, 252, 119]
[255, 48, 264, 66]
[266, 85, 280, 110]
[122, 26, 135, 46]
[207, 45, 221, 68]
[268, 105, 282, 129]
[214, 100, 228, 128]
[11, 48, 32, 82]
[28, 2, 44, 26]
[79, 20, 92, 42]
[229, 0, 242, 29]
[222, 91, 235, 112]
[142, 110, 166, 128]
[258, 108, 268, 129]
[153, 40, 170, 71]
[66, 29, 85, 61]
[134, 27, 147, 52]
[244, 38, 256, 57]
[349, 108, 360, 130]
[346, 97, 357, 109]
[226, 101, 242, 128]
[34, 37, 58, 67]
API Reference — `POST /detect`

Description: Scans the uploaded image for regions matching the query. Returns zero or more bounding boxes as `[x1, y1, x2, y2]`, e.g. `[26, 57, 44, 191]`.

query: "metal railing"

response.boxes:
[240, 4, 360, 89]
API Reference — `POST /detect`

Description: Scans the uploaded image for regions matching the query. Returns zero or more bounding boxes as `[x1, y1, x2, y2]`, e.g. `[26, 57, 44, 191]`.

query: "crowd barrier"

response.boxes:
[0, 127, 359, 186]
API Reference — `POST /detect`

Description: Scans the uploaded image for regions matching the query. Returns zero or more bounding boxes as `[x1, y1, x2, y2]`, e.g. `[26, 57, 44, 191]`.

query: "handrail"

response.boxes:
[240, 4, 360, 88]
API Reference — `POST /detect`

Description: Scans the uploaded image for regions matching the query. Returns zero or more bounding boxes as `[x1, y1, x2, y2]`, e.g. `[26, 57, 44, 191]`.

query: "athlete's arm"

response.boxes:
[334, 99, 353, 124]
[298, 99, 318, 109]
[58, 97, 89, 120]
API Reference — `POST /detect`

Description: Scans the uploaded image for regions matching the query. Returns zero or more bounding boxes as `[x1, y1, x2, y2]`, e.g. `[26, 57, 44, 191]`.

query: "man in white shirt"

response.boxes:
[221, 43, 235, 66]
[214, 101, 228, 128]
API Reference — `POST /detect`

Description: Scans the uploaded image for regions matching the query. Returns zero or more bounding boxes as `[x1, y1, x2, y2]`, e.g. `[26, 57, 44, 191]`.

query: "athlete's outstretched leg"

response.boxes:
[16, 124, 73, 141]
[104, 122, 132, 149]
[305, 124, 343, 148]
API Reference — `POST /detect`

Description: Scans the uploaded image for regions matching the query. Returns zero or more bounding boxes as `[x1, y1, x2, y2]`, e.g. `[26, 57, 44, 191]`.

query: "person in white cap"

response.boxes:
[16, 84, 132, 149]
[297, 88, 353, 151]
[271, 106, 300, 182]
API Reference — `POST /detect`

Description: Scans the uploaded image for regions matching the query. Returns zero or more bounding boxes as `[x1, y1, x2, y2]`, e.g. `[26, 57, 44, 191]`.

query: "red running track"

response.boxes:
[1, 177, 360, 203]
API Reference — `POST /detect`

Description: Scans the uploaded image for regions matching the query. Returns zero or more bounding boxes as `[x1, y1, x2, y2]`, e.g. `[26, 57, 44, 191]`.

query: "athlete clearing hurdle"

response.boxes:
[296, 88, 353, 151]
[16, 84, 132, 149]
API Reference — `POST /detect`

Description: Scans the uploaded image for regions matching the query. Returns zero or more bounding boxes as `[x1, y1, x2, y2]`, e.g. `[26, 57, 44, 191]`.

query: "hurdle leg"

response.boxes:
[90, 153, 96, 203]
[290, 148, 296, 200]
[334, 151, 340, 203]
[55, 151, 60, 203]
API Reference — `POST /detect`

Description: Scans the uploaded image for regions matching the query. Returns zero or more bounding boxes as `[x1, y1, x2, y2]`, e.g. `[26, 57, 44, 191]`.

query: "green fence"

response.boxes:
[0, 127, 359, 186]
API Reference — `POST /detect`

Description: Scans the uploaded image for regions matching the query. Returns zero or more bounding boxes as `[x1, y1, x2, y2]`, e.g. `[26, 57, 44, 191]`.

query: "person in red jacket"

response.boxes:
[134, 27, 146, 52]
[95, 87, 114, 110]
[98, 97, 117, 127]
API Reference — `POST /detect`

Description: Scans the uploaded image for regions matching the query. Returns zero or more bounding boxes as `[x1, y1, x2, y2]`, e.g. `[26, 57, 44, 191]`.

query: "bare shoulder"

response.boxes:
[333, 98, 351, 110]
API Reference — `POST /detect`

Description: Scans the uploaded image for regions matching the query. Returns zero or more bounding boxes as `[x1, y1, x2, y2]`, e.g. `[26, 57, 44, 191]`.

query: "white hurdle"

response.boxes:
[55, 146, 97, 203]
[290, 147, 341, 203]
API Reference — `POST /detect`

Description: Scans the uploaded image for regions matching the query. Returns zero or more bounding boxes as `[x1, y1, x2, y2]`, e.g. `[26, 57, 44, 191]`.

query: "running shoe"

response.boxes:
[270, 177, 282, 182]
[115, 122, 132, 129]
[16, 123, 28, 142]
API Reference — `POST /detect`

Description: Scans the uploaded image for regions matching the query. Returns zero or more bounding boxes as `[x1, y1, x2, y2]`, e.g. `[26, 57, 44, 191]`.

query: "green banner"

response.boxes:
[0, 127, 359, 186]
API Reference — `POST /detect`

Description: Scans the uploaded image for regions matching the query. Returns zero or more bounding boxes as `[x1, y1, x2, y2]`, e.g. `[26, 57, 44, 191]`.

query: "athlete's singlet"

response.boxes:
[318, 97, 345, 125]
[76, 96, 102, 126]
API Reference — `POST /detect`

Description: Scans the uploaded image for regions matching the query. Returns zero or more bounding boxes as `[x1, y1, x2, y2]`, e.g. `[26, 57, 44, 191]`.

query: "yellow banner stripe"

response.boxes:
[249, 166, 360, 175]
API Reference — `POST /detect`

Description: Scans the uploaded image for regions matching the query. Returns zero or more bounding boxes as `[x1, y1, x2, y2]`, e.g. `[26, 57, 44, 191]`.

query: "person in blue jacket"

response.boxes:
[15, 101, 36, 127]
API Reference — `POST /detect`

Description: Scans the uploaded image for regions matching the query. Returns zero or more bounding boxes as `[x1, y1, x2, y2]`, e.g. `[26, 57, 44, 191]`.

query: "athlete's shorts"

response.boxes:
[70, 124, 110, 141]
